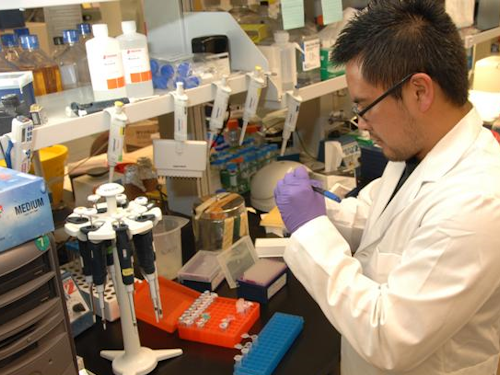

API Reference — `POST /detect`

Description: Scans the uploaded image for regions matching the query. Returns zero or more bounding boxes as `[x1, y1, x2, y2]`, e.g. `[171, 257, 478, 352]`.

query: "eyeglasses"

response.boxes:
[352, 73, 415, 121]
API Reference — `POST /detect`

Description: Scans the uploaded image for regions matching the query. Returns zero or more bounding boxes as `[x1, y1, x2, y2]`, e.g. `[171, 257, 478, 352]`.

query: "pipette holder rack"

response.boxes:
[65, 183, 182, 375]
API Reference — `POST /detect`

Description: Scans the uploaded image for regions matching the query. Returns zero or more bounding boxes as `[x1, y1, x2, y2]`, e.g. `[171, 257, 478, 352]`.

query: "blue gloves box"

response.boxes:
[0, 167, 54, 252]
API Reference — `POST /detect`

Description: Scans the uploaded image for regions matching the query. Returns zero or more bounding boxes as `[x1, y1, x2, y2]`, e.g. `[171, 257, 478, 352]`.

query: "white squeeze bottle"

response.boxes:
[85, 24, 127, 101]
[116, 20, 153, 98]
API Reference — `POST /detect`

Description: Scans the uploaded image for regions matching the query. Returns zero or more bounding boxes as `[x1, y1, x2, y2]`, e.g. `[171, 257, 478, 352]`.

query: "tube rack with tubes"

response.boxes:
[233, 312, 304, 375]
[64, 182, 182, 375]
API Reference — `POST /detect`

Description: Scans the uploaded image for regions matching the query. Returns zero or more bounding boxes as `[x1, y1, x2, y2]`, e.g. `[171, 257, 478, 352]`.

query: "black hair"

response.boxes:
[332, 0, 469, 106]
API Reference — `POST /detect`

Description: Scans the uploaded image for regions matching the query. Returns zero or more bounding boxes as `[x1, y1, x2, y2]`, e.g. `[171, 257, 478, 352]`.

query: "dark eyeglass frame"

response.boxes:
[352, 73, 415, 120]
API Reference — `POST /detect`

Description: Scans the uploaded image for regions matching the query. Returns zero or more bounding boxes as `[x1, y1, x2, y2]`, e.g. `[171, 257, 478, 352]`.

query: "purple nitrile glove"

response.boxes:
[274, 166, 326, 234]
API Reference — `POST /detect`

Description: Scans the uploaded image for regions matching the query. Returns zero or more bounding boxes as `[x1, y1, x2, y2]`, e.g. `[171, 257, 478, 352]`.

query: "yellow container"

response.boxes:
[0, 145, 68, 206]
[37, 145, 68, 206]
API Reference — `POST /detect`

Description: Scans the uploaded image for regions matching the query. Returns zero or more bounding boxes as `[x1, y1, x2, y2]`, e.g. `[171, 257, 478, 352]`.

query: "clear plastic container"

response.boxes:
[86, 24, 127, 101]
[153, 215, 189, 280]
[290, 25, 321, 87]
[18, 34, 63, 96]
[272, 31, 297, 91]
[57, 30, 80, 89]
[117, 20, 154, 98]
[61, 29, 91, 87]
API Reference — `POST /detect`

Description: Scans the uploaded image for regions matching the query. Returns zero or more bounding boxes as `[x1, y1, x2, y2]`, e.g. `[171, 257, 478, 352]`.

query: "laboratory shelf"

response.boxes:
[32, 73, 348, 151]
[462, 26, 500, 49]
[297, 75, 347, 102]
[0, 0, 117, 10]
[32, 73, 248, 151]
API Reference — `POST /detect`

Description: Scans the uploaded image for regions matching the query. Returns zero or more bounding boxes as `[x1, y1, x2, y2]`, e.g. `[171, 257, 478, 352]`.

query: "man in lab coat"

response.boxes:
[274, 0, 500, 374]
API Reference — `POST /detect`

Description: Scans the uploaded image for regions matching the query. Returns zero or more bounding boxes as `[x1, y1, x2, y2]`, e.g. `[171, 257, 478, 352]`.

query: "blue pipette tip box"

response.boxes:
[234, 312, 304, 375]
[237, 258, 288, 304]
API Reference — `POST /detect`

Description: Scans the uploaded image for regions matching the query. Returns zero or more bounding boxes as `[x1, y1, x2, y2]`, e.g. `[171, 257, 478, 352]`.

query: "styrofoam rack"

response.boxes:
[61, 260, 121, 323]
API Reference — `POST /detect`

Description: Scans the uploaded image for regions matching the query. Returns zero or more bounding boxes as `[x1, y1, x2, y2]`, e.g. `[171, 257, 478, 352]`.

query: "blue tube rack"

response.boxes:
[234, 312, 304, 375]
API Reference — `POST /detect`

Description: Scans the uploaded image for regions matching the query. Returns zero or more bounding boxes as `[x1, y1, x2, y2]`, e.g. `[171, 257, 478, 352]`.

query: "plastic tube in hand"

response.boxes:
[281, 91, 302, 156]
[106, 101, 127, 182]
[172, 82, 189, 153]
[115, 224, 137, 326]
[240, 66, 266, 145]
[208, 75, 231, 149]
[133, 230, 163, 321]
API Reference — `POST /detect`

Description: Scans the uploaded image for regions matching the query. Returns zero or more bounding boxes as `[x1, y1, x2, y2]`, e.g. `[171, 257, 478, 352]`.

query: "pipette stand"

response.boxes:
[65, 183, 182, 375]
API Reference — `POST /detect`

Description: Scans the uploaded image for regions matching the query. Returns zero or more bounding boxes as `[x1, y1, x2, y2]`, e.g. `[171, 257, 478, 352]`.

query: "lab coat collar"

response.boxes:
[358, 107, 483, 252]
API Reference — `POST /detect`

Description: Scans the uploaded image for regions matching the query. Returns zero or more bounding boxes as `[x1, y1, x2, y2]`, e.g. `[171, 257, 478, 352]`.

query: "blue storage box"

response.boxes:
[0, 71, 35, 108]
[237, 258, 288, 304]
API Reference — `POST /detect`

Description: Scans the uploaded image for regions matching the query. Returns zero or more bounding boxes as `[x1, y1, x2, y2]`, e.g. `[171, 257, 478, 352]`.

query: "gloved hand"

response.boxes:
[274, 166, 326, 234]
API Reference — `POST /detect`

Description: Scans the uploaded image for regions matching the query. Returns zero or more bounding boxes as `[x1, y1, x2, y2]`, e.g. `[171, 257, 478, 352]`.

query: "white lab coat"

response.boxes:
[284, 108, 500, 374]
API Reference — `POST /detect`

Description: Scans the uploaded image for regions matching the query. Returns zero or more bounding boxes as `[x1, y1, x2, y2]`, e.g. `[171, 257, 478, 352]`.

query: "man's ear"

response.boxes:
[408, 73, 434, 113]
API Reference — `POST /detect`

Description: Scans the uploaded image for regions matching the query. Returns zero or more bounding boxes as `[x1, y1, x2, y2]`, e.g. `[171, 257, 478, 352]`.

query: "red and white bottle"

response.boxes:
[86, 24, 126, 101]
[117, 21, 153, 99]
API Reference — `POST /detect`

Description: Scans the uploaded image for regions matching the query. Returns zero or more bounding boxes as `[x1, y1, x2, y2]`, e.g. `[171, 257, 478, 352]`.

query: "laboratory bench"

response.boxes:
[74, 210, 342, 375]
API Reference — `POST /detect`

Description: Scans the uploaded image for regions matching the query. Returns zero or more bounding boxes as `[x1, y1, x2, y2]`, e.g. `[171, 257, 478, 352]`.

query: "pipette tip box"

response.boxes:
[177, 250, 225, 292]
[234, 312, 304, 375]
[237, 258, 288, 304]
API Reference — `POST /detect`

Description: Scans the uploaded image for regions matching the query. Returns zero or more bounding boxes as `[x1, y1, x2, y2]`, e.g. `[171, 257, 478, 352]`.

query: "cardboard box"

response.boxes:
[0, 167, 54, 252]
[125, 119, 159, 151]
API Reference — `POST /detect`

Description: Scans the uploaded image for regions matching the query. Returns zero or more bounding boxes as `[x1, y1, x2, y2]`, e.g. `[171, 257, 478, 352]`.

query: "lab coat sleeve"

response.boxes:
[284, 192, 500, 372]
[325, 178, 380, 251]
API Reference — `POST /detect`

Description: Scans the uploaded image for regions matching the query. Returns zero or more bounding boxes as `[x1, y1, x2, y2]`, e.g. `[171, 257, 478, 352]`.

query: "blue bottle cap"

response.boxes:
[20, 35, 39, 50]
[176, 61, 191, 77]
[153, 76, 168, 90]
[63, 29, 79, 44]
[150, 59, 159, 75]
[1, 34, 18, 48]
[77, 23, 92, 36]
[185, 76, 200, 89]
[14, 28, 30, 40]
[160, 64, 175, 79]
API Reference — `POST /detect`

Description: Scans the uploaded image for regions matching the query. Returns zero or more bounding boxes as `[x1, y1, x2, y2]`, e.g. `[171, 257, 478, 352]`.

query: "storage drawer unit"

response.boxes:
[0, 237, 78, 375]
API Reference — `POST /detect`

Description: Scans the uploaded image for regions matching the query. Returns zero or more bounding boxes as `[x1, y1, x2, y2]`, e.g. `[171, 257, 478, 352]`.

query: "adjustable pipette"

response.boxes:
[239, 66, 266, 145]
[89, 239, 108, 329]
[114, 221, 138, 326]
[133, 229, 162, 321]
[104, 240, 118, 289]
[281, 91, 302, 156]
[172, 82, 189, 153]
[75, 224, 96, 323]
[208, 75, 231, 150]
[106, 101, 128, 182]
[0, 115, 35, 172]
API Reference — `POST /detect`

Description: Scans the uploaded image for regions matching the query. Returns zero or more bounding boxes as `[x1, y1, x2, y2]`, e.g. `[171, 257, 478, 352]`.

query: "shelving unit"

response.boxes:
[33, 73, 349, 151]
[0, 0, 116, 10]
[463, 26, 500, 49]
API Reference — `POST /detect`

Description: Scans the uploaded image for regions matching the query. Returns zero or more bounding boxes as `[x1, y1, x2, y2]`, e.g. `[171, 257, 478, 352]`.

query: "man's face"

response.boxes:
[346, 61, 424, 162]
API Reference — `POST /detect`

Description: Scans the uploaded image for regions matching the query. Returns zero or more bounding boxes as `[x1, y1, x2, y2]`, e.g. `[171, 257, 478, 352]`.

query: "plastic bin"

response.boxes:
[38, 145, 68, 207]
[153, 215, 189, 279]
